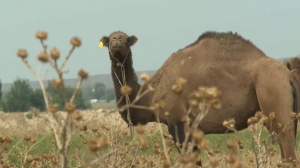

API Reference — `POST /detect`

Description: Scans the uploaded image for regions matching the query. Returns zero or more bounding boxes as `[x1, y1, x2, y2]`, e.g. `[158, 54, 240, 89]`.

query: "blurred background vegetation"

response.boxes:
[0, 78, 116, 112]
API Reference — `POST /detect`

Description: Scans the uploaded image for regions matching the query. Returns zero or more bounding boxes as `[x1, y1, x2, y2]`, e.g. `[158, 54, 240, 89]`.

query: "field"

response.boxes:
[1, 107, 300, 168]
[7, 31, 300, 168]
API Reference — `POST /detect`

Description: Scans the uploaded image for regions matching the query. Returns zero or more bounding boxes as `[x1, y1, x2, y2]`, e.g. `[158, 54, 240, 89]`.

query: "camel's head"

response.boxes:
[284, 57, 300, 71]
[99, 31, 138, 61]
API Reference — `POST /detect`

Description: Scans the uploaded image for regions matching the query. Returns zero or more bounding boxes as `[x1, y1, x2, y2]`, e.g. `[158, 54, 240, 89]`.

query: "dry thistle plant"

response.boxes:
[0, 136, 14, 167]
[79, 74, 218, 167]
[246, 111, 300, 168]
[130, 75, 226, 168]
[81, 73, 174, 167]
[17, 30, 88, 167]
[169, 85, 223, 168]
[216, 111, 300, 168]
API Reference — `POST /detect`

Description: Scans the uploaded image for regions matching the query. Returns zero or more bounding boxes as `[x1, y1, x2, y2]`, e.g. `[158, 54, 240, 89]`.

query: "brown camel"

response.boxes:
[99, 31, 300, 164]
[285, 57, 300, 71]
[284, 57, 300, 137]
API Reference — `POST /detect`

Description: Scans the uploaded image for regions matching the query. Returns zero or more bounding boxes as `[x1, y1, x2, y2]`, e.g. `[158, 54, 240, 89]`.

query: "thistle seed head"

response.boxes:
[72, 110, 83, 120]
[64, 103, 76, 113]
[269, 112, 276, 120]
[120, 85, 132, 96]
[192, 129, 204, 143]
[38, 52, 48, 63]
[98, 136, 109, 149]
[24, 135, 31, 141]
[205, 87, 219, 99]
[78, 69, 88, 79]
[140, 73, 151, 84]
[50, 47, 60, 60]
[138, 136, 148, 149]
[135, 124, 145, 134]
[52, 78, 63, 88]
[5, 136, 12, 143]
[225, 155, 235, 164]
[210, 99, 222, 110]
[172, 78, 187, 95]
[198, 138, 209, 150]
[162, 160, 172, 168]
[48, 104, 59, 113]
[87, 140, 99, 152]
[35, 31, 48, 40]
[210, 157, 219, 167]
[17, 49, 28, 59]
[26, 156, 34, 163]
[290, 112, 297, 119]
[70, 37, 81, 47]
[232, 161, 242, 168]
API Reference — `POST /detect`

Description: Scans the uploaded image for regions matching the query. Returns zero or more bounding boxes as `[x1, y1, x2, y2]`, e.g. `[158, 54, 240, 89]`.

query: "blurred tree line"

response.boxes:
[0, 78, 115, 112]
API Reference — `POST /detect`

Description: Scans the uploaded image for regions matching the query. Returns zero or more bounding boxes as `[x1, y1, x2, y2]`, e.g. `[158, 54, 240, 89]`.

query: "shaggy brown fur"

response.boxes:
[285, 57, 300, 70]
[284, 57, 300, 138]
[100, 31, 300, 165]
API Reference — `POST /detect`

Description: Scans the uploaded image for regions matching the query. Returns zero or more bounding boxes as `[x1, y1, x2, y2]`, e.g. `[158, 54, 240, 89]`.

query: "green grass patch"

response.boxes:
[4, 126, 300, 167]
[91, 102, 116, 109]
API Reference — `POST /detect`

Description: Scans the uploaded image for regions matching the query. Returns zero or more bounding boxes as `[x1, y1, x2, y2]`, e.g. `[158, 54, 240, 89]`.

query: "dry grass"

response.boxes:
[1, 109, 299, 168]
[0, 110, 125, 137]
[0, 110, 175, 167]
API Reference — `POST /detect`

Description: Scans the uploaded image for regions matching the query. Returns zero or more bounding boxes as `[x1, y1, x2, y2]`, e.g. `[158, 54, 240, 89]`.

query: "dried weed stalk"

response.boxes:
[17, 30, 88, 167]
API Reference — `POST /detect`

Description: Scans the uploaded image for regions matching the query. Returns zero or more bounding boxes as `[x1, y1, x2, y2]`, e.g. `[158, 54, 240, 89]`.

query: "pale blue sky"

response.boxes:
[0, 1, 300, 83]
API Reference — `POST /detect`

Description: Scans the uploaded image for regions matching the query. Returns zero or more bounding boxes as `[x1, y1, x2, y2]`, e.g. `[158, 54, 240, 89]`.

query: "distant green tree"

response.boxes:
[82, 85, 94, 101]
[45, 80, 56, 95]
[82, 85, 95, 108]
[84, 100, 92, 109]
[65, 87, 89, 109]
[0, 79, 2, 110]
[2, 78, 33, 112]
[0, 79, 2, 102]
[45, 80, 64, 109]
[93, 82, 106, 100]
[46, 81, 90, 110]
[106, 89, 115, 102]
[31, 89, 46, 111]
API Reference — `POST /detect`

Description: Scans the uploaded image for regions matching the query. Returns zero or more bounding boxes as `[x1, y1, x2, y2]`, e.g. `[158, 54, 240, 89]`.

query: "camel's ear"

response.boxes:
[284, 60, 292, 70]
[99, 36, 109, 47]
[126, 36, 138, 46]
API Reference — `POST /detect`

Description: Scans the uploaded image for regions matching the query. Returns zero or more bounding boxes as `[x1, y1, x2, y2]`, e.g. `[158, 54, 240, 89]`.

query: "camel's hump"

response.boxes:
[178, 31, 262, 53]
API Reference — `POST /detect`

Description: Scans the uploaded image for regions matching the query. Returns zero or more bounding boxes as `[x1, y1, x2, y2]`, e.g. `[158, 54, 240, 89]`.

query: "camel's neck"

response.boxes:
[109, 51, 158, 125]
[110, 52, 141, 105]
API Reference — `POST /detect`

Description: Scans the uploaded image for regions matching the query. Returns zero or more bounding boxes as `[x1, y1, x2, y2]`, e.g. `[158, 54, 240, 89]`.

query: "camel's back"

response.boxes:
[151, 32, 283, 103]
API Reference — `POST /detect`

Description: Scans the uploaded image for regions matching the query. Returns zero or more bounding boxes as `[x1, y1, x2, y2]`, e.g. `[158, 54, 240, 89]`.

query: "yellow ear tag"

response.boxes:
[99, 41, 104, 48]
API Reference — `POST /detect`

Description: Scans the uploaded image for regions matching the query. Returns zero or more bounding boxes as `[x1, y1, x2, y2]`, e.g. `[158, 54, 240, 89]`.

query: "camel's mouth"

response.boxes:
[109, 51, 128, 61]
[110, 46, 122, 51]
[109, 46, 129, 58]
[109, 45, 127, 52]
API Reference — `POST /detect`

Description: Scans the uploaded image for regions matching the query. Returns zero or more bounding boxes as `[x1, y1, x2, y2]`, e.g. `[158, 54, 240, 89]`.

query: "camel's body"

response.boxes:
[151, 34, 291, 134]
[100, 31, 300, 164]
